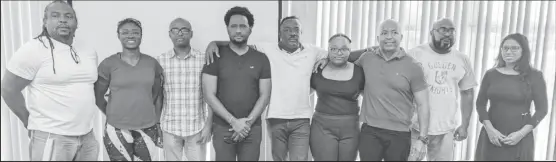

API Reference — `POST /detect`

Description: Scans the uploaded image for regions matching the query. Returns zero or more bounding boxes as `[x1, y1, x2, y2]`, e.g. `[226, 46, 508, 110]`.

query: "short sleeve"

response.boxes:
[406, 47, 418, 58]
[7, 41, 43, 80]
[354, 52, 368, 66]
[260, 54, 271, 79]
[458, 54, 478, 90]
[354, 46, 379, 66]
[97, 57, 112, 81]
[409, 62, 428, 93]
[356, 66, 366, 91]
[202, 53, 219, 76]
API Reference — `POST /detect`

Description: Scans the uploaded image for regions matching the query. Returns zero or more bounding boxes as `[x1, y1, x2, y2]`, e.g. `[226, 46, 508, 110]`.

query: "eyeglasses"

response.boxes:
[170, 28, 192, 35]
[69, 45, 80, 64]
[329, 47, 350, 53]
[501, 46, 521, 52]
[434, 27, 456, 34]
[119, 31, 142, 37]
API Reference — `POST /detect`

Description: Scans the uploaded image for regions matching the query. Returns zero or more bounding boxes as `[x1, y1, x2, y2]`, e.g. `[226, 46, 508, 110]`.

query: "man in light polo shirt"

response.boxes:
[350, 19, 431, 161]
[204, 16, 369, 161]
[202, 6, 271, 161]
[1, 1, 99, 161]
[407, 18, 477, 161]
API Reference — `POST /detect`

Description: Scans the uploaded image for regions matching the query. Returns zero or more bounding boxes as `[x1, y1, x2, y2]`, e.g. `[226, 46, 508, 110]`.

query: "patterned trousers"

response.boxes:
[104, 124, 162, 161]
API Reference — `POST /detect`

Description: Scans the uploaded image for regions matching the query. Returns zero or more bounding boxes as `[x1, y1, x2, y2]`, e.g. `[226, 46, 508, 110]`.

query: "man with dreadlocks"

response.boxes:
[1, 0, 99, 161]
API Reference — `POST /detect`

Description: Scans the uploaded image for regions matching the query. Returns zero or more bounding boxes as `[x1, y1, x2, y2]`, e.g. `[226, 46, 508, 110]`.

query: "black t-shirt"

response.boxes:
[311, 65, 365, 115]
[202, 45, 271, 126]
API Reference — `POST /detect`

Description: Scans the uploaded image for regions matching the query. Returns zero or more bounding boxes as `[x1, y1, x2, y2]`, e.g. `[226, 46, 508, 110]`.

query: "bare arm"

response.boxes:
[202, 74, 235, 124]
[0, 71, 31, 128]
[414, 89, 430, 137]
[94, 61, 111, 114]
[153, 62, 164, 121]
[247, 78, 271, 125]
[94, 81, 109, 114]
[205, 41, 257, 64]
[348, 46, 379, 63]
[460, 88, 474, 127]
[347, 49, 368, 62]
[212, 40, 256, 50]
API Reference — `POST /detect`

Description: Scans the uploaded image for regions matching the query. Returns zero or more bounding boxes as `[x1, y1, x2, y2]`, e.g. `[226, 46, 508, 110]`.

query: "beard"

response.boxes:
[230, 36, 248, 46]
[432, 35, 454, 50]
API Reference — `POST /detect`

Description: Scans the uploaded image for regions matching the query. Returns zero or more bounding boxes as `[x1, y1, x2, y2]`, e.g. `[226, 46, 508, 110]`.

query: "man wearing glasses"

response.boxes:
[407, 18, 477, 161]
[156, 18, 212, 161]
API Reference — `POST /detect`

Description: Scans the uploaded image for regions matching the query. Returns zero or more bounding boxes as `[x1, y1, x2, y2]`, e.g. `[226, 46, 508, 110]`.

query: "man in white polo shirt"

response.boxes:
[1, 1, 99, 161]
[204, 16, 369, 161]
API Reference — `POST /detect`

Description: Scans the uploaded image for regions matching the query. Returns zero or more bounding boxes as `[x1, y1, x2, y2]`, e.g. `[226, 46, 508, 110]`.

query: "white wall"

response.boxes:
[73, 1, 279, 60]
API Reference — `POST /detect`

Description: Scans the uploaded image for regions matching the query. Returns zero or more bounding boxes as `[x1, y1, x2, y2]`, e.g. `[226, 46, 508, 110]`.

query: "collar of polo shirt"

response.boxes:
[278, 43, 305, 54]
[374, 46, 407, 61]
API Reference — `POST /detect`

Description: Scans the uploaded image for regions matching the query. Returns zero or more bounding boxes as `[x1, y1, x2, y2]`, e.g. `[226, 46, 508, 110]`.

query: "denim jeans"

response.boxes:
[267, 118, 310, 161]
[29, 130, 99, 161]
[163, 131, 206, 161]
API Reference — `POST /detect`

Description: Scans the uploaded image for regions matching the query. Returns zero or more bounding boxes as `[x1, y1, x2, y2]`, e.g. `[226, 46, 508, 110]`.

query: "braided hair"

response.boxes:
[35, 0, 76, 74]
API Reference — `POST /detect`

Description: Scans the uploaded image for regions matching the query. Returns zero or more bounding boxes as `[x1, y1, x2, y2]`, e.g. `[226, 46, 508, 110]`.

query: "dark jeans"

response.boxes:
[309, 112, 359, 161]
[212, 123, 262, 161]
[358, 123, 411, 161]
[267, 118, 310, 161]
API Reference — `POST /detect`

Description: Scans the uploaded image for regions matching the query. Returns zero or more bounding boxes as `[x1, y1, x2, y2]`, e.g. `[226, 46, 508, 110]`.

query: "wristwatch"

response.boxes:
[417, 135, 429, 145]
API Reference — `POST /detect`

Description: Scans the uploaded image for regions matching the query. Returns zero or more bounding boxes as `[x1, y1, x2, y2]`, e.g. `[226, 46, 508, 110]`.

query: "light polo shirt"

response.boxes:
[7, 36, 99, 136]
[356, 47, 428, 132]
[253, 43, 327, 119]
[408, 44, 478, 135]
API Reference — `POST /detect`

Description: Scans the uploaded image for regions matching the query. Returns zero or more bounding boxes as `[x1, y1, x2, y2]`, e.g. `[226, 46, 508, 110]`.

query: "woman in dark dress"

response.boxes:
[475, 33, 548, 161]
[309, 34, 365, 161]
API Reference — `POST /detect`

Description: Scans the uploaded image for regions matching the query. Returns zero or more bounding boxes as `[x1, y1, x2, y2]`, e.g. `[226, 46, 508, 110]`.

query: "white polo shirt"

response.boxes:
[254, 43, 327, 119]
[7, 36, 99, 136]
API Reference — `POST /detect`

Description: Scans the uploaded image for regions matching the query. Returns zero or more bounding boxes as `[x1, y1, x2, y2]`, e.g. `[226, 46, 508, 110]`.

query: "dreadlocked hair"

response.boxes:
[35, 0, 75, 74]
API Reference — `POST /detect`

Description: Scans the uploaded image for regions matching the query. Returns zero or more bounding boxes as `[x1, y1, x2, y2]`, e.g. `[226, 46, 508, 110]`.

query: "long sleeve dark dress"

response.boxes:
[475, 69, 548, 161]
